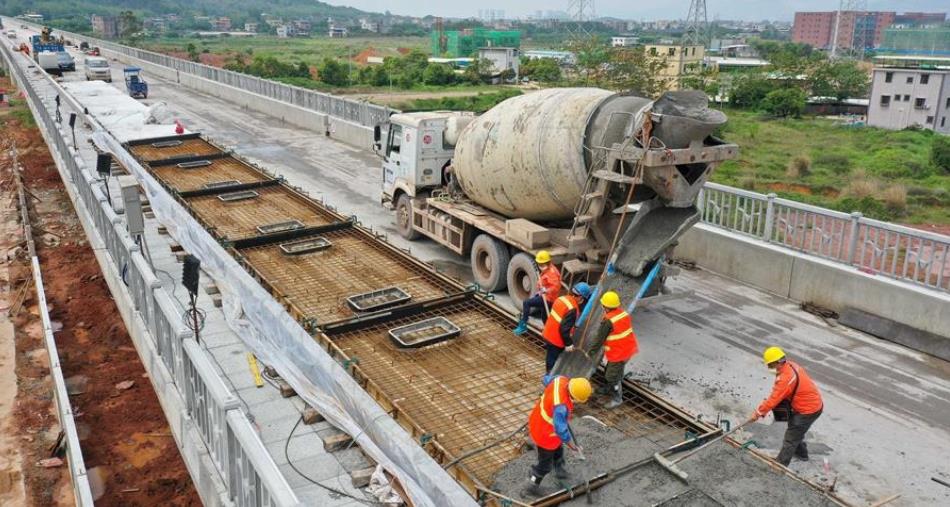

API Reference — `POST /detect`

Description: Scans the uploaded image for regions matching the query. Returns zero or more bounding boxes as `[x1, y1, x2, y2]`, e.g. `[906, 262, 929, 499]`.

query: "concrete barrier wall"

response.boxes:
[94, 45, 375, 150]
[676, 224, 950, 342]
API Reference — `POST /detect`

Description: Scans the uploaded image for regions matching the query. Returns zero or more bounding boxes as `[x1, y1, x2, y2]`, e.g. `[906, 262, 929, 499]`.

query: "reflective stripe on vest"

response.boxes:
[550, 296, 576, 324]
[606, 311, 632, 341]
[539, 377, 564, 425]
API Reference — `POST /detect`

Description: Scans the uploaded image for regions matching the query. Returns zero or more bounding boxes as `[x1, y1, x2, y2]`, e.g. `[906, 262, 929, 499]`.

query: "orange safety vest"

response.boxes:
[537, 264, 562, 304]
[756, 361, 823, 416]
[542, 295, 579, 348]
[527, 376, 574, 451]
[603, 308, 638, 363]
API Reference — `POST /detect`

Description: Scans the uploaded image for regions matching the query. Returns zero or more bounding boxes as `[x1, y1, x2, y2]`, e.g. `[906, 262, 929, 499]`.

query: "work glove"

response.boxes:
[564, 345, 575, 353]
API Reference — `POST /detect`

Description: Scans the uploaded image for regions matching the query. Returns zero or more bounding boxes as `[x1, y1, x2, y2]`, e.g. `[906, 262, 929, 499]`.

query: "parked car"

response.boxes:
[5, 30, 16, 39]
[84, 56, 111, 82]
[57, 51, 75, 72]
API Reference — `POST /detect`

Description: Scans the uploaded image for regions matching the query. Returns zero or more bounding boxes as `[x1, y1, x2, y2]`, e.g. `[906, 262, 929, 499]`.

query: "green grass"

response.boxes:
[138, 35, 428, 68]
[714, 109, 950, 224]
[3, 99, 37, 129]
[393, 89, 523, 113]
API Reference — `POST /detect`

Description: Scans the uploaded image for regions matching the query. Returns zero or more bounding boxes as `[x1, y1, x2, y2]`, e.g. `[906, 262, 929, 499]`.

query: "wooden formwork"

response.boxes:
[126, 133, 225, 162]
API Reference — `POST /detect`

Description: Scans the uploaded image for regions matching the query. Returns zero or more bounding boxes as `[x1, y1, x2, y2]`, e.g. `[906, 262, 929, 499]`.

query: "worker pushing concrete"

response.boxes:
[539, 282, 593, 373]
[592, 290, 639, 409]
[524, 375, 592, 497]
[513, 250, 561, 335]
[750, 346, 824, 466]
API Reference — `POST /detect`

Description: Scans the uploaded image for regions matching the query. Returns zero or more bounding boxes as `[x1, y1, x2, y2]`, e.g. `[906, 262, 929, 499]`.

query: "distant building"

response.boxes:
[879, 27, 950, 56]
[867, 56, 950, 133]
[704, 56, 770, 73]
[213, 17, 232, 32]
[244, 22, 259, 33]
[478, 47, 519, 79]
[894, 12, 947, 27]
[522, 50, 575, 65]
[645, 44, 705, 90]
[91, 15, 118, 38]
[144, 18, 167, 33]
[611, 36, 639, 47]
[292, 19, 311, 36]
[276, 25, 294, 38]
[360, 18, 380, 33]
[328, 26, 348, 38]
[21, 13, 43, 22]
[792, 11, 946, 50]
[432, 29, 521, 58]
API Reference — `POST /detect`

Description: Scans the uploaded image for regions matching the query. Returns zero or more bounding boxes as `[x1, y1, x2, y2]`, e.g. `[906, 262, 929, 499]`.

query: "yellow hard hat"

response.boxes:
[600, 291, 621, 309]
[568, 378, 592, 403]
[535, 250, 551, 264]
[763, 346, 786, 365]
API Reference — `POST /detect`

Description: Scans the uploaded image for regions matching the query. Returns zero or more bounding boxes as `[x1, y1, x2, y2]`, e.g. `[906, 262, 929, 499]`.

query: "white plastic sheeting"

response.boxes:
[62, 81, 184, 142]
[92, 131, 477, 507]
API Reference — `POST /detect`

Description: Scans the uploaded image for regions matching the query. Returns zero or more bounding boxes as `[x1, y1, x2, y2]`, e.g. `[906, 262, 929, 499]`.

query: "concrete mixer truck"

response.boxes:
[376, 88, 738, 306]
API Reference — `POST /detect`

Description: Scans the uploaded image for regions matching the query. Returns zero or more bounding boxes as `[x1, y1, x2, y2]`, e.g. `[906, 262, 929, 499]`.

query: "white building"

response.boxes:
[611, 36, 639, 47]
[867, 56, 950, 133]
[328, 26, 348, 38]
[276, 25, 294, 38]
[478, 47, 519, 79]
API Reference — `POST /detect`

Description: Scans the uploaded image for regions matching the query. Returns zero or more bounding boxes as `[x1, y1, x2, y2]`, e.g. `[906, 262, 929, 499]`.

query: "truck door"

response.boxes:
[383, 123, 415, 197]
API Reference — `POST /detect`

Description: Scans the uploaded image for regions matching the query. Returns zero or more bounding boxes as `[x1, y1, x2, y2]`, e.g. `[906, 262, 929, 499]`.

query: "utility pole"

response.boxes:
[684, 0, 709, 47]
[566, 0, 596, 42]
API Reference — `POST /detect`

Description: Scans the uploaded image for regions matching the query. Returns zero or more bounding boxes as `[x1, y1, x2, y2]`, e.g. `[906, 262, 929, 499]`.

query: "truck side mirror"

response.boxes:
[373, 125, 381, 142]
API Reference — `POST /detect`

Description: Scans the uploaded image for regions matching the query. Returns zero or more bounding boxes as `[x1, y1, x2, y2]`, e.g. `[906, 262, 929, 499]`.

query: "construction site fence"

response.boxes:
[0, 40, 300, 507]
[698, 182, 950, 294]
[8, 18, 395, 129]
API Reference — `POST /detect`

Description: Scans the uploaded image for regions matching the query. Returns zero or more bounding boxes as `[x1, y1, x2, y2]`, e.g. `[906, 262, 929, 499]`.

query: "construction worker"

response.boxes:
[540, 282, 593, 373]
[750, 346, 823, 466]
[524, 375, 592, 496]
[513, 250, 561, 335]
[594, 291, 638, 409]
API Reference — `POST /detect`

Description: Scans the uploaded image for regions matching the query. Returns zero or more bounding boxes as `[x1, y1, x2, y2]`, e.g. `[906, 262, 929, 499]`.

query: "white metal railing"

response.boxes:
[699, 183, 950, 293]
[1, 38, 299, 507]
[8, 18, 393, 129]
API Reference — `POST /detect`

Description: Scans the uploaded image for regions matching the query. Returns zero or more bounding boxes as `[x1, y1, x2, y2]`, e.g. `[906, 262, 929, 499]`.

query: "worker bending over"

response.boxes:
[594, 291, 638, 409]
[514, 250, 561, 335]
[540, 282, 592, 373]
[525, 375, 592, 496]
[750, 346, 823, 466]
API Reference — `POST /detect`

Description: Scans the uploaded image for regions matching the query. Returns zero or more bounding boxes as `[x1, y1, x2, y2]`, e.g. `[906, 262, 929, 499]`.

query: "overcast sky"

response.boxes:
[332, 1, 948, 21]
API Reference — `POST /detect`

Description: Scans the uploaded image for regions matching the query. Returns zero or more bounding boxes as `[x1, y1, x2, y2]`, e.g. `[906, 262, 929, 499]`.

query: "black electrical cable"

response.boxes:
[284, 415, 385, 506]
[442, 422, 528, 470]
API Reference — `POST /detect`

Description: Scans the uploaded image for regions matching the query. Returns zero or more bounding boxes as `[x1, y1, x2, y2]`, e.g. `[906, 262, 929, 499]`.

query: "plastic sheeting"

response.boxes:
[92, 131, 477, 507]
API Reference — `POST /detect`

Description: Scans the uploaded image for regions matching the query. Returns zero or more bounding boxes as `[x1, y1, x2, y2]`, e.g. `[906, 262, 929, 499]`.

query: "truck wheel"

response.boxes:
[395, 194, 421, 241]
[470, 234, 509, 292]
[506, 252, 538, 308]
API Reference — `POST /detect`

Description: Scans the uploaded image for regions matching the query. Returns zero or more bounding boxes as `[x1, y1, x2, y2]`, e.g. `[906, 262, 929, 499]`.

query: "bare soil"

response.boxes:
[1, 79, 200, 506]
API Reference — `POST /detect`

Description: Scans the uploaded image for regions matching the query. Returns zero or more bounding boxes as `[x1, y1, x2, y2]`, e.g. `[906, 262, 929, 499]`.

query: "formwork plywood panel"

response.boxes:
[151, 156, 271, 193]
[184, 186, 336, 240]
[238, 229, 457, 322]
[129, 137, 223, 161]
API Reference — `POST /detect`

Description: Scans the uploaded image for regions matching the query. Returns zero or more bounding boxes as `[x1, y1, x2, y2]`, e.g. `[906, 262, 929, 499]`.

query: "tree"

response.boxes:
[186, 43, 200, 62]
[809, 60, 870, 100]
[117, 10, 141, 38]
[422, 64, 456, 86]
[761, 88, 806, 117]
[463, 58, 494, 85]
[933, 135, 950, 174]
[606, 47, 672, 98]
[520, 58, 561, 83]
[318, 58, 348, 86]
[730, 75, 773, 109]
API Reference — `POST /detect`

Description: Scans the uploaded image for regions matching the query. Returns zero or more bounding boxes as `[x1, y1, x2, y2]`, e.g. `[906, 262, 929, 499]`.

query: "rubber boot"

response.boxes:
[521, 476, 543, 497]
[513, 317, 529, 336]
[604, 383, 623, 409]
[554, 461, 570, 480]
[795, 442, 809, 461]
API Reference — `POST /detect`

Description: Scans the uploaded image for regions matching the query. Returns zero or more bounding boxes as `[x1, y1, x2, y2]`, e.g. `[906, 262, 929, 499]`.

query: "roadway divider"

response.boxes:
[1, 39, 300, 507]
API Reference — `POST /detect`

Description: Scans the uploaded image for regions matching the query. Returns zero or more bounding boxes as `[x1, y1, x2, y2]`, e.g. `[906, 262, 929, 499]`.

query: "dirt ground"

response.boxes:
[0, 78, 199, 506]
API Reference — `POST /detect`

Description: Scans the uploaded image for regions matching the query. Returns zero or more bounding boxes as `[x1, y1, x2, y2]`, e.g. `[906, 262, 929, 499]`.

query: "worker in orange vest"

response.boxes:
[750, 346, 823, 466]
[594, 291, 638, 409]
[514, 250, 562, 335]
[524, 375, 592, 497]
[539, 282, 592, 373]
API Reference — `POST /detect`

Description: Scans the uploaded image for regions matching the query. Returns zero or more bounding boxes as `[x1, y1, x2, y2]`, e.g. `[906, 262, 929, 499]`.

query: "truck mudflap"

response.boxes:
[552, 199, 700, 379]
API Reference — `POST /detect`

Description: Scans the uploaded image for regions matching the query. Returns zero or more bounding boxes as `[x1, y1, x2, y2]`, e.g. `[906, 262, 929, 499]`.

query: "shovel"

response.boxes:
[654, 417, 756, 482]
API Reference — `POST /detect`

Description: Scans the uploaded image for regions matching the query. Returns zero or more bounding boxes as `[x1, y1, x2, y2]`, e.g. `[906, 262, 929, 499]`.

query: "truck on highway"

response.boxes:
[30, 27, 64, 62]
[377, 88, 738, 305]
[36, 51, 62, 76]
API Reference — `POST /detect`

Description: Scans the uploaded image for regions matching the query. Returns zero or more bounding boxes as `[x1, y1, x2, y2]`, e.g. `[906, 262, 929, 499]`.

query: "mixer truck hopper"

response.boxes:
[377, 88, 738, 307]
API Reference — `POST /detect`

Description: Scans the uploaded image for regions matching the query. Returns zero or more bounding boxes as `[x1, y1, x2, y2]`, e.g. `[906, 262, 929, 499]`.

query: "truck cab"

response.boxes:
[378, 112, 472, 236]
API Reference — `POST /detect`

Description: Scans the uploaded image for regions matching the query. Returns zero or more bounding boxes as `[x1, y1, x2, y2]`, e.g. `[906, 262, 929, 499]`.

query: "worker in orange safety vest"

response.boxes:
[523, 375, 592, 497]
[539, 282, 593, 373]
[514, 250, 561, 335]
[750, 346, 823, 466]
[593, 291, 638, 409]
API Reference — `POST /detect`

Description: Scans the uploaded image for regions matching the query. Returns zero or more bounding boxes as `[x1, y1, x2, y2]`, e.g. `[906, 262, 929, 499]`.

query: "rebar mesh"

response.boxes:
[184, 186, 336, 240]
[151, 156, 270, 193]
[129, 137, 222, 161]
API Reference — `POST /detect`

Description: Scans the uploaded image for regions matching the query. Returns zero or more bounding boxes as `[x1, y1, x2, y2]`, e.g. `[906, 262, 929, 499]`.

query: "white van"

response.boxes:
[84, 56, 112, 82]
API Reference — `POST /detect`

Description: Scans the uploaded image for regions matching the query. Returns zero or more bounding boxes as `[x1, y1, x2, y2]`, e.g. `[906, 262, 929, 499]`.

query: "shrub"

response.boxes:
[786, 155, 811, 178]
[318, 58, 348, 86]
[422, 63, 456, 86]
[761, 88, 806, 118]
[933, 135, 950, 173]
[738, 170, 757, 189]
[730, 75, 772, 109]
[843, 170, 879, 199]
[881, 184, 907, 212]
[836, 196, 896, 221]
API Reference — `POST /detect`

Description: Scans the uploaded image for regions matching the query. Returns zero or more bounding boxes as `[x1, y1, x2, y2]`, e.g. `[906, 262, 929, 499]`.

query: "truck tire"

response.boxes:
[470, 234, 509, 292]
[506, 252, 539, 309]
[395, 194, 421, 240]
